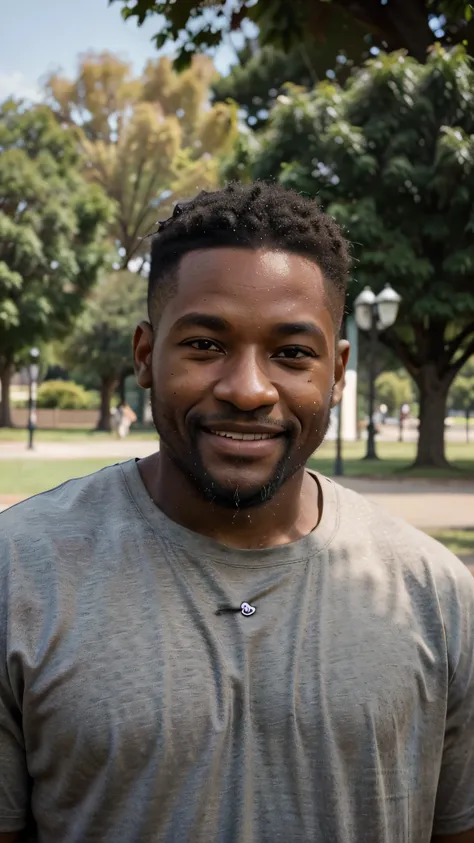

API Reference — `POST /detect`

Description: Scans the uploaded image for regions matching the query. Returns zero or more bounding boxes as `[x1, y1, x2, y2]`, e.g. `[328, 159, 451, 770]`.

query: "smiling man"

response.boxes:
[1, 182, 473, 843]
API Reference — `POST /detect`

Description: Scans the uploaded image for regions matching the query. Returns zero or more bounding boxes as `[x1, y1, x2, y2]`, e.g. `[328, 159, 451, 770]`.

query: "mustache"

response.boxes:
[187, 411, 296, 435]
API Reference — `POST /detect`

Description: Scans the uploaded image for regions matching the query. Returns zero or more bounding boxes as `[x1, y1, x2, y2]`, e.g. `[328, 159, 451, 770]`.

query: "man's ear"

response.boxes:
[133, 321, 153, 389]
[330, 339, 350, 408]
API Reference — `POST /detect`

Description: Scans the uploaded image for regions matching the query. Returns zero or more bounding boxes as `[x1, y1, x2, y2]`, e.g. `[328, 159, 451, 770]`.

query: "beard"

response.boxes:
[150, 386, 333, 511]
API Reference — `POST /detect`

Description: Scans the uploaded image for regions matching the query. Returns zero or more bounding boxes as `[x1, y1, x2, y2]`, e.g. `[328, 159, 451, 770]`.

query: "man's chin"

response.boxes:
[198, 480, 278, 510]
[193, 463, 293, 510]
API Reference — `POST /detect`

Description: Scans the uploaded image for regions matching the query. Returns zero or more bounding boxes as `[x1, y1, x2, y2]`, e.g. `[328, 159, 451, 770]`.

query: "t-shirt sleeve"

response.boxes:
[432, 557, 474, 836]
[0, 539, 29, 832]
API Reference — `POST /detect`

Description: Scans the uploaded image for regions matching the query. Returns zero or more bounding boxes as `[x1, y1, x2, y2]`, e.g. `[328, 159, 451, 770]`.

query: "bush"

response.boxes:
[37, 381, 99, 410]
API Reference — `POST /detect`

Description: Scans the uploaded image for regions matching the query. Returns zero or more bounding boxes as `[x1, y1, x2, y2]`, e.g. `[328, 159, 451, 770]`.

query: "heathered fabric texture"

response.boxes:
[0, 459, 474, 842]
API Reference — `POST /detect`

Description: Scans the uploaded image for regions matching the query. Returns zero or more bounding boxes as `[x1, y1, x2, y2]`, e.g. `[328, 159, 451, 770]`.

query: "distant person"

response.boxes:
[399, 402, 410, 442]
[0, 183, 473, 843]
[112, 401, 137, 439]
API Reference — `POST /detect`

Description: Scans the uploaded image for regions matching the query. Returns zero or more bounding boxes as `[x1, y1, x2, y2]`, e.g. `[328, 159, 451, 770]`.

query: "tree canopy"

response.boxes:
[63, 270, 147, 430]
[231, 44, 474, 467]
[0, 100, 114, 426]
[45, 52, 238, 268]
[111, 0, 474, 71]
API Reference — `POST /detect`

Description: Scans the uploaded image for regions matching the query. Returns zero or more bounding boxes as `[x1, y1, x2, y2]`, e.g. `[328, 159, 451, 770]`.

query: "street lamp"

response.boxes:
[354, 284, 401, 460]
[334, 317, 347, 477]
[27, 347, 40, 450]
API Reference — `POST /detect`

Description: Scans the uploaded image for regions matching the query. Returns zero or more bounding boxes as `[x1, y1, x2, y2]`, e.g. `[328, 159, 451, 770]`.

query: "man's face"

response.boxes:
[134, 248, 349, 509]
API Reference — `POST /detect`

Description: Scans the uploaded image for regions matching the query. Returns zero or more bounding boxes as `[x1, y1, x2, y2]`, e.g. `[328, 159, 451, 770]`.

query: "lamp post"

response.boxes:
[354, 284, 401, 460]
[334, 400, 344, 476]
[27, 347, 40, 451]
[334, 317, 347, 477]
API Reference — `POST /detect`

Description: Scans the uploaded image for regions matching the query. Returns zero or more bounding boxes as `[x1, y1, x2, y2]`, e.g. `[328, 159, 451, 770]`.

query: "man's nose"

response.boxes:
[213, 351, 279, 412]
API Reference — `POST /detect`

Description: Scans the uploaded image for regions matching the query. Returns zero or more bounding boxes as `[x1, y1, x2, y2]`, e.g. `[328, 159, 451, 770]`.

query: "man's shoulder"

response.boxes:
[0, 461, 129, 545]
[327, 476, 474, 594]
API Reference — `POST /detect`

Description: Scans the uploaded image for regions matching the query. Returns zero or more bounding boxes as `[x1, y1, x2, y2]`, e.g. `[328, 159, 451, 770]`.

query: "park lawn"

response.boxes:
[0, 426, 158, 443]
[426, 528, 474, 558]
[0, 459, 120, 497]
[307, 439, 474, 478]
[0, 440, 473, 498]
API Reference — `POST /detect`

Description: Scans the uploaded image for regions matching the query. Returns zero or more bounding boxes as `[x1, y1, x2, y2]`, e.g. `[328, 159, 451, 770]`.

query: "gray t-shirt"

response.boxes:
[1, 459, 474, 843]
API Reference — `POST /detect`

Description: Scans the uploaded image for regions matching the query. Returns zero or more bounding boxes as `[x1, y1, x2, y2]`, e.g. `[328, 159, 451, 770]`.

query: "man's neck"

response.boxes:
[137, 453, 321, 550]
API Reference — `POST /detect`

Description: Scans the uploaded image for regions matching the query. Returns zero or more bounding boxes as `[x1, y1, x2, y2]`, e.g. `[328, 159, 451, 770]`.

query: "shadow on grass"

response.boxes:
[392, 462, 473, 479]
[427, 528, 474, 557]
[307, 455, 472, 479]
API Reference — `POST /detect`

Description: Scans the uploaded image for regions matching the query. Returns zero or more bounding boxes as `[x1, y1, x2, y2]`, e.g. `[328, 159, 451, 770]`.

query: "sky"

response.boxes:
[0, 0, 239, 102]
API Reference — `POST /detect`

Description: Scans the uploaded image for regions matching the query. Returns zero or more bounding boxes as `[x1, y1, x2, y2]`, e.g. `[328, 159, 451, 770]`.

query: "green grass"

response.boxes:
[307, 440, 474, 478]
[0, 459, 121, 496]
[0, 426, 158, 443]
[426, 529, 474, 558]
[0, 439, 473, 498]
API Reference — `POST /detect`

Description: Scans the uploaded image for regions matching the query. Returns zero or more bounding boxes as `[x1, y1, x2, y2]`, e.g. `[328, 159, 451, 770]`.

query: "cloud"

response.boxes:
[0, 72, 42, 103]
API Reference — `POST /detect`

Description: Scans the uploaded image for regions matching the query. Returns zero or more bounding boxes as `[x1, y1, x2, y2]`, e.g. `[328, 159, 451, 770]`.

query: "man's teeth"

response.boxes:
[210, 431, 277, 441]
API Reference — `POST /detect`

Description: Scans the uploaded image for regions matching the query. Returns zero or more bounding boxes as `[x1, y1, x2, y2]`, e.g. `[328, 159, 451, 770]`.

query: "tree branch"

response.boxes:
[124, 149, 148, 238]
[450, 337, 474, 377]
[379, 330, 419, 381]
[445, 322, 474, 363]
[330, 0, 433, 61]
[123, 168, 167, 264]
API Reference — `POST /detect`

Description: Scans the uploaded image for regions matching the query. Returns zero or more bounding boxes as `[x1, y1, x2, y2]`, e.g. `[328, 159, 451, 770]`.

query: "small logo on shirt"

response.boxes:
[240, 602, 256, 617]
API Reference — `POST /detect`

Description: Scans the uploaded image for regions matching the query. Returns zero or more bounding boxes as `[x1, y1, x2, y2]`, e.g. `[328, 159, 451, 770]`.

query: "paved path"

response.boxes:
[336, 477, 474, 530]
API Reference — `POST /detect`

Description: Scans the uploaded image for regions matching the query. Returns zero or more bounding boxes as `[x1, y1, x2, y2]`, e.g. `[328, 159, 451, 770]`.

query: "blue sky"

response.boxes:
[1, 0, 238, 101]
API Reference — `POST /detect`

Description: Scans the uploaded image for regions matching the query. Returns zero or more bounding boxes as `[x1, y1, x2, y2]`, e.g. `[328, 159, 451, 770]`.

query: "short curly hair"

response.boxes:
[148, 181, 351, 324]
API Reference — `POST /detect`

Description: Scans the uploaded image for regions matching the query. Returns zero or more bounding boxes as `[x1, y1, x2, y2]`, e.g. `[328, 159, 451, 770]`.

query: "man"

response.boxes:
[0, 182, 473, 843]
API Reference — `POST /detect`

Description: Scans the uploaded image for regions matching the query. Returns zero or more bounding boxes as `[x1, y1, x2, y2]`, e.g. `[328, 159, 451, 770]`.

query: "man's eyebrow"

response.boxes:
[171, 314, 327, 343]
[272, 321, 326, 341]
[171, 313, 230, 332]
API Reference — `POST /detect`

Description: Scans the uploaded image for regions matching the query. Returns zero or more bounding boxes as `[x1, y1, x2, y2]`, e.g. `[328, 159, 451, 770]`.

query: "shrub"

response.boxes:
[37, 381, 98, 410]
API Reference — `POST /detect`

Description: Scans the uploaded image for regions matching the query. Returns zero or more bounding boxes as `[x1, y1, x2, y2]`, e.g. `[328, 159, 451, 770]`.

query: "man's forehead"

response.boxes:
[176, 246, 326, 292]
[157, 248, 335, 339]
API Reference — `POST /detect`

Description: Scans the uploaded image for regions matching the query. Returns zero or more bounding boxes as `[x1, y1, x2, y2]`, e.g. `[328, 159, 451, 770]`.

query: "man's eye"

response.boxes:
[186, 339, 222, 352]
[273, 347, 315, 360]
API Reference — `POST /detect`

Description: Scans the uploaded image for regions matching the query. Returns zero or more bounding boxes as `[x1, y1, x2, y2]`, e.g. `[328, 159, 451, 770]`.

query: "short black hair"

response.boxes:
[148, 181, 351, 323]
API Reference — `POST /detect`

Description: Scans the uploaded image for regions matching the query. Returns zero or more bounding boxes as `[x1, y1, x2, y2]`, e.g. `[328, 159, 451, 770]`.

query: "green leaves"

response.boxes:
[47, 53, 236, 267]
[110, 0, 474, 78]
[237, 42, 474, 379]
[64, 271, 147, 381]
[376, 370, 414, 415]
[0, 101, 114, 367]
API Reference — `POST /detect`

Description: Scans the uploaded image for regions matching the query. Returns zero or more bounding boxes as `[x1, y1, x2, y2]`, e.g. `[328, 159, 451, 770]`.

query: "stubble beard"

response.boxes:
[150, 387, 333, 511]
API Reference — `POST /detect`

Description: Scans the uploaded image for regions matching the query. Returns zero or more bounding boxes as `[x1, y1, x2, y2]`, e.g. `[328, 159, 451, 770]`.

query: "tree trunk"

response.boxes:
[0, 363, 14, 428]
[414, 366, 451, 468]
[119, 372, 127, 405]
[136, 388, 145, 425]
[96, 376, 118, 432]
[467, 410, 471, 445]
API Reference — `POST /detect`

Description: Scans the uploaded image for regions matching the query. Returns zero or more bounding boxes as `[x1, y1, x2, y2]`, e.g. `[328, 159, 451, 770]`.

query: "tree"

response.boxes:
[0, 100, 114, 427]
[213, 42, 348, 130]
[111, 0, 474, 70]
[376, 370, 414, 417]
[239, 45, 474, 467]
[45, 52, 238, 268]
[64, 271, 147, 430]
[449, 358, 474, 440]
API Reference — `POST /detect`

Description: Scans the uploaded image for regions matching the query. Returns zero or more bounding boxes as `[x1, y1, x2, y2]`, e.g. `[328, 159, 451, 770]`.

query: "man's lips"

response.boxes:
[206, 430, 280, 441]
[199, 425, 286, 456]
[201, 423, 286, 439]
